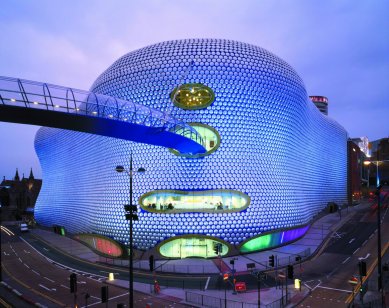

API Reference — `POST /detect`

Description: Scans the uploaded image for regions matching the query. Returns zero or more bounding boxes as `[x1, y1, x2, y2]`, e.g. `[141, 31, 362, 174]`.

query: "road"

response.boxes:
[1, 226, 190, 307]
[297, 198, 389, 307]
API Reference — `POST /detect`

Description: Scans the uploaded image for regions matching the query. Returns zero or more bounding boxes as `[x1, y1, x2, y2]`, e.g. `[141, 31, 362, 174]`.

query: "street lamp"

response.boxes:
[363, 159, 389, 187]
[363, 159, 388, 305]
[115, 153, 145, 308]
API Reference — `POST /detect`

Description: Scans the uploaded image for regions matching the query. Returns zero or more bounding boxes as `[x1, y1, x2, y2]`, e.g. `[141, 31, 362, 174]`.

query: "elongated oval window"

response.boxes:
[140, 189, 250, 213]
[170, 123, 221, 158]
[74, 234, 123, 257]
[158, 236, 229, 258]
[239, 225, 310, 253]
[170, 83, 215, 110]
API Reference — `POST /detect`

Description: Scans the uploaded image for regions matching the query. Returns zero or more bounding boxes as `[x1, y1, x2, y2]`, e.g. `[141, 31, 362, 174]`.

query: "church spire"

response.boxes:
[14, 168, 20, 181]
[29, 168, 34, 180]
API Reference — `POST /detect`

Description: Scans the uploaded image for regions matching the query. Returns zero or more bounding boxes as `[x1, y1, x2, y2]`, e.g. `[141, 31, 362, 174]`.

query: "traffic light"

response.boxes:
[70, 273, 77, 293]
[101, 286, 109, 303]
[359, 282, 368, 300]
[269, 255, 275, 267]
[287, 265, 294, 279]
[359, 261, 367, 276]
[223, 273, 229, 282]
[149, 255, 154, 272]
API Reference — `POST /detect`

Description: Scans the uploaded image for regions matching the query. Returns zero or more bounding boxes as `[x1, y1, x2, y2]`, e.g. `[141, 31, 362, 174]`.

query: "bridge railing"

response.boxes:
[0, 76, 205, 150]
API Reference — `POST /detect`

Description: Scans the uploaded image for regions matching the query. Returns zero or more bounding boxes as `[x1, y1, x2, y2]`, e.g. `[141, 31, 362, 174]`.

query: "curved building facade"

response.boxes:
[34, 39, 348, 258]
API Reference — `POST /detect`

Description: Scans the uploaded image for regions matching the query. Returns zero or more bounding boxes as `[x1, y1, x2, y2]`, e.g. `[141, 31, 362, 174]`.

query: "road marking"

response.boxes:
[342, 257, 350, 264]
[362, 240, 368, 246]
[23, 250, 31, 254]
[44, 277, 55, 283]
[82, 292, 129, 307]
[43, 248, 49, 251]
[60, 284, 70, 289]
[19, 237, 107, 280]
[24, 263, 30, 269]
[317, 285, 352, 293]
[348, 238, 355, 244]
[358, 253, 370, 260]
[312, 280, 321, 291]
[3, 252, 9, 256]
[204, 277, 211, 290]
[18, 258, 22, 263]
[369, 234, 374, 239]
[39, 284, 53, 291]
[353, 248, 360, 255]
[32, 270, 40, 276]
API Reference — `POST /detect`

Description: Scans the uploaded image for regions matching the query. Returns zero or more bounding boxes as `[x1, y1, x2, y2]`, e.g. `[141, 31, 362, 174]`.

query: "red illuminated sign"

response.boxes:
[235, 282, 247, 292]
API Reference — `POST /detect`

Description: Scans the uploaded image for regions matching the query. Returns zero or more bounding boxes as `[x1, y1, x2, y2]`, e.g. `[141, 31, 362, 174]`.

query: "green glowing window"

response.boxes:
[158, 236, 228, 258]
[140, 189, 250, 213]
[170, 123, 220, 158]
[170, 83, 215, 110]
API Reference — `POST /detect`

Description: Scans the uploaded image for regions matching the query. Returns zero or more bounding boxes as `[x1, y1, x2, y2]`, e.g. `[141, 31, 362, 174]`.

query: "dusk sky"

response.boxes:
[1, 0, 388, 179]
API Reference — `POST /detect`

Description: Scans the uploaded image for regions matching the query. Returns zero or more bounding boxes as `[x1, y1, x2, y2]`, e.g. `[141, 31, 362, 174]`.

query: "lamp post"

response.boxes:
[115, 153, 145, 308]
[363, 159, 388, 305]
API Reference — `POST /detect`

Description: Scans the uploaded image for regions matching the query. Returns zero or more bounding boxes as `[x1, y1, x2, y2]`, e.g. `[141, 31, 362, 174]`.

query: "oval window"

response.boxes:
[239, 225, 310, 253]
[158, 236, 229, 258]
[170, 83, 215, 110]
[74, 234, 123, 257]
[140, 189, 250, 213]
[170, 123, 220, 158]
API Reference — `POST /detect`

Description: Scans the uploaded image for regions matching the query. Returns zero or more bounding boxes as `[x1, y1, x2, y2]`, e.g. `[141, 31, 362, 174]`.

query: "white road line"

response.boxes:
[43, 248, 49, 251]
[19, 237, 107, 280]
[204, 277, 211, 290]
[342, 257, 350, 264]
[353, 248, 360, 255]
[369, 234, 374, 239]
[18, 257, 22, 263]
[24, 263, 30, 269]
[348, 238, 355, 244]
[303, 283, 313, 290]
[60, 284, 70, 289]
[32, 270, 40, 276]
[362, 240, 368, 246]
[39, 284, 52, 291]
[317, 285, 352, 293]
[44, 277, 55, 283]
[12, 289, 22, 296]
[82, 292, 129, 307]
[358, 253, 370, 260]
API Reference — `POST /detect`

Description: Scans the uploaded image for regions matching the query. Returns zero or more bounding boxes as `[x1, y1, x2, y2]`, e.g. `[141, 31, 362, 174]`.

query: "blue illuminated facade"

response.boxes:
[34, 39, 348, 257]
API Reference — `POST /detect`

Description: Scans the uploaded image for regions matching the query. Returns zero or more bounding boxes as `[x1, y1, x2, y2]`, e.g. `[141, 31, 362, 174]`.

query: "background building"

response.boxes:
[368, 137, 389, 186]
[34, 39, 348, 258]
[0, 168, 42, 220]
[309, 96, 328, 115]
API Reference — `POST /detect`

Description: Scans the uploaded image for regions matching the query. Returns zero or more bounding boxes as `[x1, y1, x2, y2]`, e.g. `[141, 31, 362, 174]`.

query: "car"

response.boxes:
[20, 223, 29, 232]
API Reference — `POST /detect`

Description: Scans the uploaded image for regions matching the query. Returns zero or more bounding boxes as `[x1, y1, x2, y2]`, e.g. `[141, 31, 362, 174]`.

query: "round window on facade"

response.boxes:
[170, 83, 215, 110]
[170, 122, 221, 158]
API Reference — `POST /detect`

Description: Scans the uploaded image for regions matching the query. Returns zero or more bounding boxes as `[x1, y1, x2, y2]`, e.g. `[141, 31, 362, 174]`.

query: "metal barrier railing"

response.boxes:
[0, 75, 205, 150]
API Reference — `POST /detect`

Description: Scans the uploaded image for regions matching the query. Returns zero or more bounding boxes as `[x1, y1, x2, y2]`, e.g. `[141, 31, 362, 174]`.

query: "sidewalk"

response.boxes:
[29, 201, 368, 306]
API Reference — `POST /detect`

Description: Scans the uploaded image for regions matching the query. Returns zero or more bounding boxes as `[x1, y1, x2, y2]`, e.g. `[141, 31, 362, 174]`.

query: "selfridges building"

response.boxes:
[34, 39, 348, 258]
